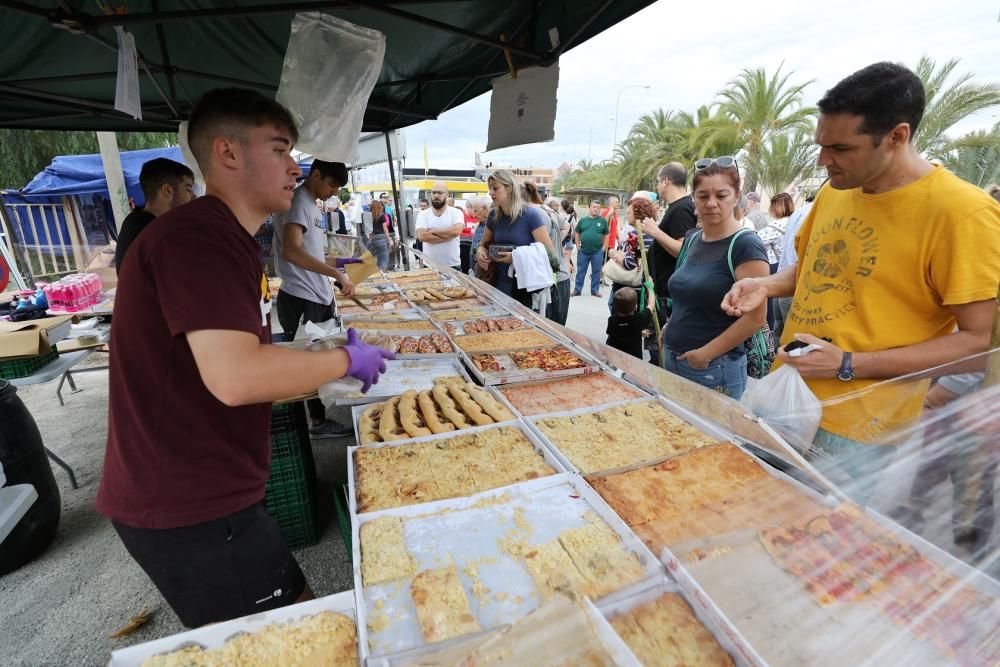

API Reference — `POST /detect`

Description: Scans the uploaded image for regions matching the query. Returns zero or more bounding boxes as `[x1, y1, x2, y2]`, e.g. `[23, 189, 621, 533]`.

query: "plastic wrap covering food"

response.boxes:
[391, 596, 638, 667]
[641, 352, 1000, 667]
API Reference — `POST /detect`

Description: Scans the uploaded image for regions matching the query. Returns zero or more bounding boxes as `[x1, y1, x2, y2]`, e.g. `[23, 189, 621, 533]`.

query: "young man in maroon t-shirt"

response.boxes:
[95, 89, 394, 628]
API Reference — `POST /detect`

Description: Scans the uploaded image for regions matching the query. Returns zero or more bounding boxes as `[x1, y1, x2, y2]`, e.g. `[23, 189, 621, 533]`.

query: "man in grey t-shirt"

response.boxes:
[273, 160, 357, 437]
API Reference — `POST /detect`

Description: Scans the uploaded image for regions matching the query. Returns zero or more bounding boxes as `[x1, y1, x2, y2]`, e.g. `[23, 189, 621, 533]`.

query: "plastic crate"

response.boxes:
[271, 401, 310, 439]
[0, 347, 59, 380]
[265, 455, 317, 549]
[333, 483, 352, 558]
[264, 411, 319, 550]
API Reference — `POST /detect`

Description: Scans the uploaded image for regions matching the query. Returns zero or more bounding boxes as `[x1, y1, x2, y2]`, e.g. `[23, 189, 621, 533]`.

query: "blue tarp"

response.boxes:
[17, 146, 185, 205]
[14, 146, 314, 206]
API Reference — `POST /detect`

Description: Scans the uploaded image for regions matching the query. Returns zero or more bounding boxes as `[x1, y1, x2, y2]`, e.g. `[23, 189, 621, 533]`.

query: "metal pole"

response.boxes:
[384, 131, 409, 271]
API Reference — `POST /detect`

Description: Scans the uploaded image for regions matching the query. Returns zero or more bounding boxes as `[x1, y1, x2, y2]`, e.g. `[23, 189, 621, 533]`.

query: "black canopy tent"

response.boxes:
[0, 0, 654, 273]
[0, 0, 655, 133]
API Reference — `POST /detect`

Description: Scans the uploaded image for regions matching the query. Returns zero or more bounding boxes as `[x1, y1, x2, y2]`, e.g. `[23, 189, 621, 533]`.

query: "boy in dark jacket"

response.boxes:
[606, 286, 653, 359]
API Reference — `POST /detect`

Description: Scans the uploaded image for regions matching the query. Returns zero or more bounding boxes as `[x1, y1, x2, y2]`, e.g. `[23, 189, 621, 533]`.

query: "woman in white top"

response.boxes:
[757, 192, 794, 330]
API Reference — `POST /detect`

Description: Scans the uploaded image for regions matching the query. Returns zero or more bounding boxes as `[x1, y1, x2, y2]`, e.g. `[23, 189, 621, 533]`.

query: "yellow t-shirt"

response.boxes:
[782, 165, 1000, 442]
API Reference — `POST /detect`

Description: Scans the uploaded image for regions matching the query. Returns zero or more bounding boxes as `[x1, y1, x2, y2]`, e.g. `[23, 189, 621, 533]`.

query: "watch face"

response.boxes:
[838, 370, 854, 381]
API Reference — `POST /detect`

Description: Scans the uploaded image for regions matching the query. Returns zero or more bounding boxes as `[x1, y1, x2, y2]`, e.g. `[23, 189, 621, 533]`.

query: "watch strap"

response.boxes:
[838, 351, 854, 381]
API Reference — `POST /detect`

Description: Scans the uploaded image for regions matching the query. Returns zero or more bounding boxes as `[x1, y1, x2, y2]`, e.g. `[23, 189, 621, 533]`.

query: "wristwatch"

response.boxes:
[837, 351, 855, 382]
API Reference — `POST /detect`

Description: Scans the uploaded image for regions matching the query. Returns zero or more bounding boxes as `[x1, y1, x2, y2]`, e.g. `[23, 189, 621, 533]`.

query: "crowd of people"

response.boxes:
[96, 60, 999, 632]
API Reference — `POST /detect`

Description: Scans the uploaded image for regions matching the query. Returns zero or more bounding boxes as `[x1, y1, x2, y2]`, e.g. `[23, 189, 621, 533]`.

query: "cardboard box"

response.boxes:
[92, 266, 118, 290]
[0, 315, 72, 359]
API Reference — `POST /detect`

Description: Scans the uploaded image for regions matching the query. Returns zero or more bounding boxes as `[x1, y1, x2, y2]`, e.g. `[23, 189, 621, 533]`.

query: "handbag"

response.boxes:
[601, 258, 643, 286]
[725, 229, 776, 379]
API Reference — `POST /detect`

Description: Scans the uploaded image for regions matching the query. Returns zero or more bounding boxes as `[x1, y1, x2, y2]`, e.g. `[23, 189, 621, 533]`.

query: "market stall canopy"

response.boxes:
[0, 0, 656, 133]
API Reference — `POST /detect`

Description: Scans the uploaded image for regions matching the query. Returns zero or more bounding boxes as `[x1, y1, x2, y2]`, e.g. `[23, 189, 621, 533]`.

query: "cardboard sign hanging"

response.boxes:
[486, 63, 559, 152]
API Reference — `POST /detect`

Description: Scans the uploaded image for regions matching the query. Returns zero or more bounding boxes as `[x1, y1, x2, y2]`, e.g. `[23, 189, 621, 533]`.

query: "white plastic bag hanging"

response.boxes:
[742, 365, 822, 450]
[276, 12, 385, 163]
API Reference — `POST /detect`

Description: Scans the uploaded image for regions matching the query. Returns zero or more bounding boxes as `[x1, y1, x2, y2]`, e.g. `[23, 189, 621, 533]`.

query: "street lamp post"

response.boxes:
[588, 117, 613, 162]
[613, 84, 651, 152]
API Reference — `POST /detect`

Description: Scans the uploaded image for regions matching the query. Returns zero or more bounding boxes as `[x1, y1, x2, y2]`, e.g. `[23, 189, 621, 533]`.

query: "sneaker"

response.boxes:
[591, 291, 601, 297]
[571, 291, 581, 297]
[309, 420, 355, 438]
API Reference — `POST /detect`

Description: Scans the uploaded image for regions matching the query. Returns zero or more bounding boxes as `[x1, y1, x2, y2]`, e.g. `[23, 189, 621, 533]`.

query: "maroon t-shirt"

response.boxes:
[96, 196, 273, 529]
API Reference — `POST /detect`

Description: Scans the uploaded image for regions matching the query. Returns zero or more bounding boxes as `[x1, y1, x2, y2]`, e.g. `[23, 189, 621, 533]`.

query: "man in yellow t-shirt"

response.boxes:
[722, 62, 1000, 502]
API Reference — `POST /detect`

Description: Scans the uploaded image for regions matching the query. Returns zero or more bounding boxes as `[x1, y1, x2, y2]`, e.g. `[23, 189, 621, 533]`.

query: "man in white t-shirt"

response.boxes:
[415, 181, 465, 270]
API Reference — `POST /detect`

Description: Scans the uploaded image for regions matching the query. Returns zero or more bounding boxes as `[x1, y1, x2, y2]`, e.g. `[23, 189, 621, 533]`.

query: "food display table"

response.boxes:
[125, 263, 998, 667]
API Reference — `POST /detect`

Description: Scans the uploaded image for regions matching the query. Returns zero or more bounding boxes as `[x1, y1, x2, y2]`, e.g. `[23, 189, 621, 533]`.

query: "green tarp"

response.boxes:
[0, 0, 655, 132]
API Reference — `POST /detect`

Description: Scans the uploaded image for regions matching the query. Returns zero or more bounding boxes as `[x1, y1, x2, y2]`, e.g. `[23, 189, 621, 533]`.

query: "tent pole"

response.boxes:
[385, 131, 409, 271]
[96, 132, 130, 233]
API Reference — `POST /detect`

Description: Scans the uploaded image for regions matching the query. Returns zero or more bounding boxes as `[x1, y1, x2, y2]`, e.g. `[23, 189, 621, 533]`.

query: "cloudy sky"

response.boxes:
[399, 0, 1000, 169]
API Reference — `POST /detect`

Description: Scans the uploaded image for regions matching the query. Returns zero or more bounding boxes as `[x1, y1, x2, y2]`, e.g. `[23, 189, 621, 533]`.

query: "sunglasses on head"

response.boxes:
[694, 156, 738, 171]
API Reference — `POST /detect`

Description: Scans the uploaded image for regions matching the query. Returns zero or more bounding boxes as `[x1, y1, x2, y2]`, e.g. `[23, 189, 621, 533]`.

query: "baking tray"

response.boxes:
[417, 296, 493, 313]
[598, 572, 761, 667]
[377, 328, 461, 360]
[346, 419, 567, 516]
[375, 596, 640, 667]
[492, 370, 652, 418]
[523, 396, 736, 476]
[341, 307, 427, 322]
[108, 590, 357, 666]
[427, 305, 511, 322]
[457, 343, 599, 387]
[436, 314, 531, 337]
[660, 498, 1000, 667]
[351, 472, 664, 662]
[320, 358, 471, 406]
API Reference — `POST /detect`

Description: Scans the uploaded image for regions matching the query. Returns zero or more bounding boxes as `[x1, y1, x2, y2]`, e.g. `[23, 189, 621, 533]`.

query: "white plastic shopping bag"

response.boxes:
[277, 12, 385, 163]
[742, 365, 822, 450]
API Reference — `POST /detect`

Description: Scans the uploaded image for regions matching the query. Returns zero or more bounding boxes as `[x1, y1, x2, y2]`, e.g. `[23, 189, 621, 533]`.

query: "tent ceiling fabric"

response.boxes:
[0, 0, 655, 132]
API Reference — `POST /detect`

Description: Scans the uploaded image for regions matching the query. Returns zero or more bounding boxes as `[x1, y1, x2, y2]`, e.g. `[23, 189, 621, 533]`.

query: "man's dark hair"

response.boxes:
[187, 88, 298, 170]
[419, 198, 429, 205]
[139, 158, 194, 202]
[613, 286, 637, 315]
[310, 160, 349, 187]
[657, 162, 687, 188]
[818, 62, 926, 143]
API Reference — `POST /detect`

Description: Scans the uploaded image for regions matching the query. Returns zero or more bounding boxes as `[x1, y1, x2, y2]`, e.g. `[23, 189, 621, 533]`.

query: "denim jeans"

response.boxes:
[809, 428, 898, 506]
[662, 349, 747, 399]
[368, 235, 389, 269]
[574, 250, 603, 294]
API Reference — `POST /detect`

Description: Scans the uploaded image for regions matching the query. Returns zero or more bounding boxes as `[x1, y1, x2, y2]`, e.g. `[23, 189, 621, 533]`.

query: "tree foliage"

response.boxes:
[0, 130, 175, 190]
[713, 64, 816, 192]
[912, 56, 1000, 161]
[942, 122, 1000, 188]
[560, 58, 999, 198]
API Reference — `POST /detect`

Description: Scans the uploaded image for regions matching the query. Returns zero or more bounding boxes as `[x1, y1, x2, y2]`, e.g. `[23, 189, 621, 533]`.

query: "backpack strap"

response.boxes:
[674, 229, 701, 270]
[725, 228, 753, 278]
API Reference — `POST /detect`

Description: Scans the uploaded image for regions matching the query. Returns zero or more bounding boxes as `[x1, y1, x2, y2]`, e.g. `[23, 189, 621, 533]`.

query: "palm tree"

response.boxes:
[680, 106, 745, 163]
[758, 127, 819, 197]
[714, 64, 816, 192]
[943, 123, 1000, 188]
[912, 56, 1000, 161]
[612, 106, 747, 192]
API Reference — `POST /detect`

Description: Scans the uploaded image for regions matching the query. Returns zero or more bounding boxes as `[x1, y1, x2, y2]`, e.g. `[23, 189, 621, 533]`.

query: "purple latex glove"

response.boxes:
[335, 257, 363, 269]
[343, 328, 395, 392]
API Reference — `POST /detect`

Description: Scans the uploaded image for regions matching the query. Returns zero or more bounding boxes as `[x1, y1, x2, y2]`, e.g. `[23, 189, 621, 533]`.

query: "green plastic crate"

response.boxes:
[265, 455, 316, 549]
[264, 422, 318, 550]
[0, 346, 59, 380]
[333, 483, 352, 558]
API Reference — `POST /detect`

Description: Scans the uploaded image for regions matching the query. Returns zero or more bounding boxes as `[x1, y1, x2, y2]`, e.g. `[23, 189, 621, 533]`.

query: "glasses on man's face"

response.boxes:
[431, 190, 446, 195]
[694, 156, 738, 171]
